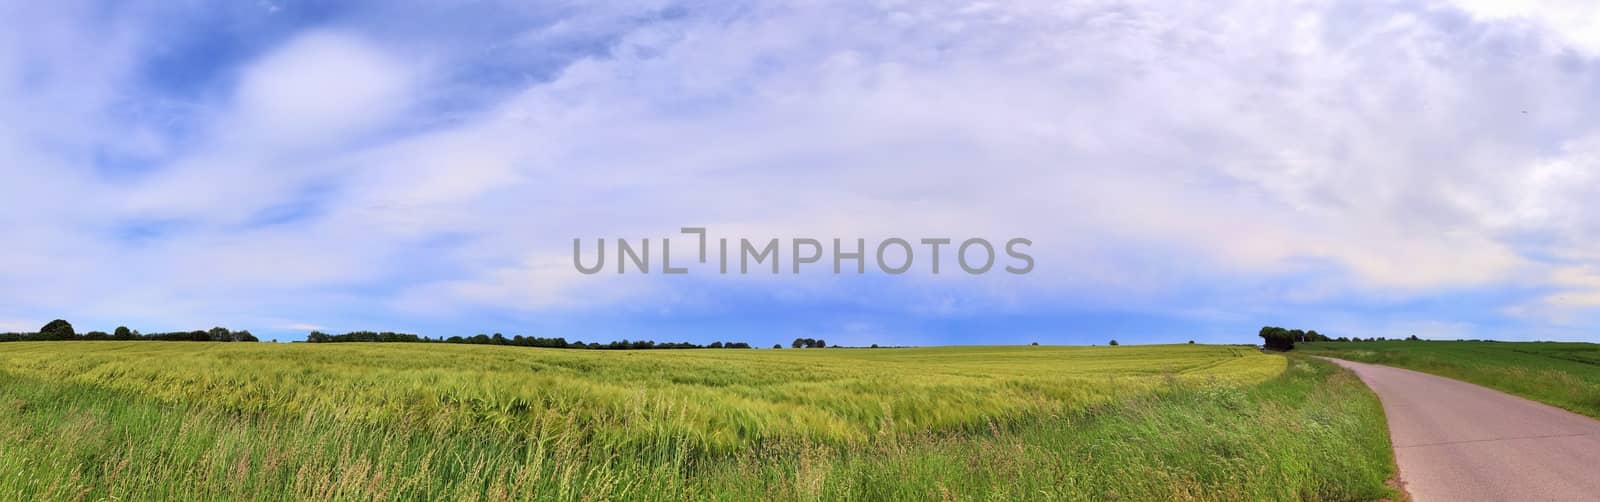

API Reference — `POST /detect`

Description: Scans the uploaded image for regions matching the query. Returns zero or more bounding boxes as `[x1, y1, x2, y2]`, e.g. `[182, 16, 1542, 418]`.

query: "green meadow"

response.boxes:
[1301, 340, 1600, 419]
[0, 342, 1395, 500]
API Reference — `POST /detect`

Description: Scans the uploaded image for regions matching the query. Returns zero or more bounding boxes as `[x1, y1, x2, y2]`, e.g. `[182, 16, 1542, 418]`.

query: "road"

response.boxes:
[1321, 358, 1600, 502]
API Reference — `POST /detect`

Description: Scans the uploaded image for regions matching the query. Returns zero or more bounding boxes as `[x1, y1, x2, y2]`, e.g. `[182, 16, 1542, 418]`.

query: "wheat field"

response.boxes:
[0, 342, 1394, 500]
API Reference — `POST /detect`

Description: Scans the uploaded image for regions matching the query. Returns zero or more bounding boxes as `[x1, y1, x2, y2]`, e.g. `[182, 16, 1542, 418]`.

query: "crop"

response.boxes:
[0, 342, 1392, 500]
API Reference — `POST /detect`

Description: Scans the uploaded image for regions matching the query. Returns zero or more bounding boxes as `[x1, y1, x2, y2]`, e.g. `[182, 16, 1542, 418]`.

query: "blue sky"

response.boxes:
[5, 1, 1600, 344]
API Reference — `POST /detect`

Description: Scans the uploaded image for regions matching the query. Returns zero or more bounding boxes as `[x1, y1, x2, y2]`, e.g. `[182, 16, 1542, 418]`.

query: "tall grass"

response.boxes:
[0, 343, 1278, 454]
[0, 343, 1393, 500]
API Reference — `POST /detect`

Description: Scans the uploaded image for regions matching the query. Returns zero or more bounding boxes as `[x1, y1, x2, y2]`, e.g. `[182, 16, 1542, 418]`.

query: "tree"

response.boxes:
[815, 339, 827, 348]
[1258, 326, 1294, 351]
[1031, 342, 1040, 346]
[1288, 329, 1307, 342]
[792, 338, 805, 349]
[39, 319, 75, 340]
[208, 327, 232, 342]
[1188, 340, 1195, 344]
[113, 326, 134, 340]
[1109, 340, 1119, 346]
[772, 343, 782, 349]
[1406, 334, 1421, 341]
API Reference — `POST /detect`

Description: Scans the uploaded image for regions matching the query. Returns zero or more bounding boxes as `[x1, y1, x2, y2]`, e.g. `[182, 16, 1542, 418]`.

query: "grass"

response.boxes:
[0, 342, 1396, 500]
[1300, 340, 1600, 419]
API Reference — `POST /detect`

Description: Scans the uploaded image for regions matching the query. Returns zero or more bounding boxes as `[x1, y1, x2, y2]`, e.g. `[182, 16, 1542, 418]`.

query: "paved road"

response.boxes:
[1321, 358, 1600, 502]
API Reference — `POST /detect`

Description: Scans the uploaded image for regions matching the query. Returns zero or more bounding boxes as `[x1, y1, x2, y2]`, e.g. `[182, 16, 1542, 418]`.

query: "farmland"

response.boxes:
[1301, 340, 1600, 419]
[0, 342, 1395, 500]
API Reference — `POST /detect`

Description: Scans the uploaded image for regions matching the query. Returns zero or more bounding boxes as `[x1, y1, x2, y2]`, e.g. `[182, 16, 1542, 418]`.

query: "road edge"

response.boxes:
[1308, 355, 1412, 502]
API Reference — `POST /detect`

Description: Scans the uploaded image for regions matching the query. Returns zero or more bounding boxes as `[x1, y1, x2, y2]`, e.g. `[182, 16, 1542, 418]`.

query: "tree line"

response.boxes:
[306, 331, 753, 350]
[1259, 325, 1427, 351]
[1342, 335, 1423, 342]
[0, 320, 258, 343]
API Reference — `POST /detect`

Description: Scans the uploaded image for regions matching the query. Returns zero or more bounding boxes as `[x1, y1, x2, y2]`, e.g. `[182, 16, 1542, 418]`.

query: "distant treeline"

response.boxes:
[306, 331, 753, 350]
[1260, 325, 1432, 351]
[1339, 335, 1423, 343]
[0, 320, 258, 343]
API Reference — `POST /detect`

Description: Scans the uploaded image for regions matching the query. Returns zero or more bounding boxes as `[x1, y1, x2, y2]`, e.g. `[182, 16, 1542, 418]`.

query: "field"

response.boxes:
[1301, 340, 1600, 419]
[0, 342, 1395, 500]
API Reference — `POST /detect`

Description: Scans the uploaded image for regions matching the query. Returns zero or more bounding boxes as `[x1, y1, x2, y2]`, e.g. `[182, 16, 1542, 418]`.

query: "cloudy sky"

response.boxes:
[4, 0, 1600, 344]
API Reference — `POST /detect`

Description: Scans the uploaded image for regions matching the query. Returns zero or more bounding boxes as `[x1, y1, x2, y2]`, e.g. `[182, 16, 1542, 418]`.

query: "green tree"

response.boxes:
[1109, 340, 1119, 346]
[1258, 326, 1295, 351]
[39, 319, 75, 340]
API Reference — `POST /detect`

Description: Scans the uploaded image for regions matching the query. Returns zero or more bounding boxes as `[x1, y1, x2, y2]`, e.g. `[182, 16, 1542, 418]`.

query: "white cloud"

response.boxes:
[269, 0, 1600, 319]
[7, 1, 1600, 340]
[232, 31, 416, 147]
[1444, 0, 1600, 55]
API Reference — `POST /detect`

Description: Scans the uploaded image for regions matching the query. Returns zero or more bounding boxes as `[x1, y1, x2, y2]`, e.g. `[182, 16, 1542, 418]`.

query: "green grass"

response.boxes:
[1300, 340, 1600, 419]
[0, 342, 1395, 500]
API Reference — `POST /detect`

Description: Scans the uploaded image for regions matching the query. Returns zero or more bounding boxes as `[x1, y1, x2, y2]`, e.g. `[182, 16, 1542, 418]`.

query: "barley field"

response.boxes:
[0, 343, 1394, 500]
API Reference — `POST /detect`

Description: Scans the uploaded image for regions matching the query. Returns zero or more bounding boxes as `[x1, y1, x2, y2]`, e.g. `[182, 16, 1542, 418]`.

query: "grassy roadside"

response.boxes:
[1300, 341, 1600, 419]
[0, 347, 1394, 500]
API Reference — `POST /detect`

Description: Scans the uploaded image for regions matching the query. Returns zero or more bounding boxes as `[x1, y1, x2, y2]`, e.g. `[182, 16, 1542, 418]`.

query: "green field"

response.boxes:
[0, 342, 1395, 500]
[1301, 340, 1600, 419]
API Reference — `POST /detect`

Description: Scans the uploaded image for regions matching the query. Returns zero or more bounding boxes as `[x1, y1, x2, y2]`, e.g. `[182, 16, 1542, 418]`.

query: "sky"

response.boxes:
[4, 0, 1600, 345]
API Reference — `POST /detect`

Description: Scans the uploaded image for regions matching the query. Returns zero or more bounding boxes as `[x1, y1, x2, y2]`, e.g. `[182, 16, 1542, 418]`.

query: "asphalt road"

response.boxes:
[1321, 358, 1600, 502]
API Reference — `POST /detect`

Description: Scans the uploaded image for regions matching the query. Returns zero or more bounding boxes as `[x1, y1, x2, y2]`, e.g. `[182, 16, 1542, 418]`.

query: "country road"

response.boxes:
[1321, 358, 1600, 502]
